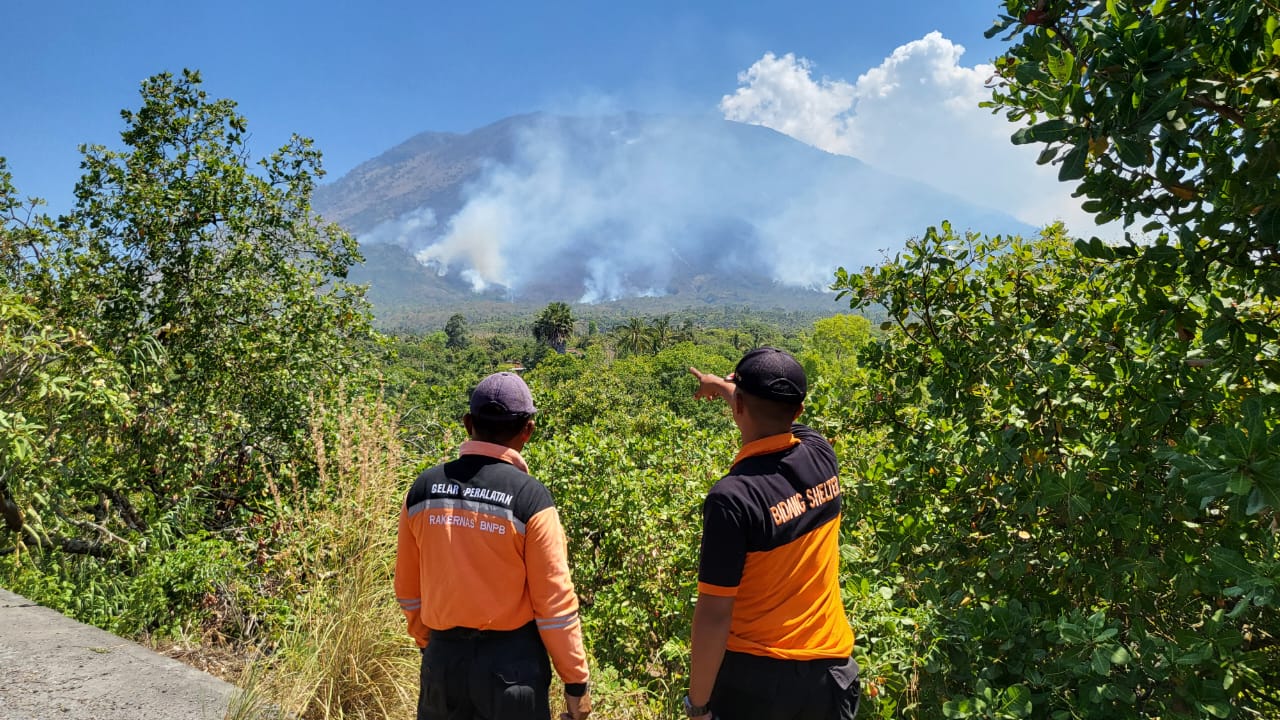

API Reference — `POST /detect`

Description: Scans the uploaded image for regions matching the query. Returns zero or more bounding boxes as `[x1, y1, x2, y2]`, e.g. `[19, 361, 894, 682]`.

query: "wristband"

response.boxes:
[564, 682, 588, 698]
[683, 695, 710, 717]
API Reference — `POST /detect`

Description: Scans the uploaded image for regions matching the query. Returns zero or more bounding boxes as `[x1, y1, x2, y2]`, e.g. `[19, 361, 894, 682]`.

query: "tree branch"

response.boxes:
[1189, 95, 1246, 127]
[107, 488, 148, 532]
[65, 518, 131, 548]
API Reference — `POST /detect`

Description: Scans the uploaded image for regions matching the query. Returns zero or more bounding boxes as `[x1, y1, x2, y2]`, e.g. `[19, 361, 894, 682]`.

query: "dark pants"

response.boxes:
[710, 651, 861, 720]
[418, 622, 552, 720]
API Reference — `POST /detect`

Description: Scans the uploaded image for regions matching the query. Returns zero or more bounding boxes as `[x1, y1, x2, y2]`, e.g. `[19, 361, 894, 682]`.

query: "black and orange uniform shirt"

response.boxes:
[394, 441, 589, 687]
[697, 423, 855, 661]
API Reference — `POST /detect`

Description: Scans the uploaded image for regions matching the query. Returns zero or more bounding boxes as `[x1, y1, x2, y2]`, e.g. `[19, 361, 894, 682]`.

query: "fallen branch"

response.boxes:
[67, 518, 132, 548]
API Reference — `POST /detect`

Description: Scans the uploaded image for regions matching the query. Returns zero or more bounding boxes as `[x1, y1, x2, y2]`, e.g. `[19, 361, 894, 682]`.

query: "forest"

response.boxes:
[2, 1, 1278, 718]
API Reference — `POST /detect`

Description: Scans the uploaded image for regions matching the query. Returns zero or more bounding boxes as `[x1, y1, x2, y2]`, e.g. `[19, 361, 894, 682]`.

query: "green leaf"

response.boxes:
[1003, 685, 1032, 715]
[1199, 700, 1231, 719]
[1075, 237, 1115, 259]
[1227, 473, 1252, 496]
[1139, 87, 1185, 123]
[1030, 119, 1074, 143]
[1059, 144, 1088, 181]
[1113, 135, 1149, 167]
[1208, 547, 1252, 583]
[1110, 645, 1132, 665]
[1091, 647, 1111, 675]
[1254, 474, 1280, 513]
[1184, 470, 1229, 503]
[1048, 51, 1076, 83]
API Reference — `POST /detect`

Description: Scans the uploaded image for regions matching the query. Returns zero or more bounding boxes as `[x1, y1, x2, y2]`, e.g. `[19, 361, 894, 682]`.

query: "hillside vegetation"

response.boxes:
[3, 1, 1279, 718]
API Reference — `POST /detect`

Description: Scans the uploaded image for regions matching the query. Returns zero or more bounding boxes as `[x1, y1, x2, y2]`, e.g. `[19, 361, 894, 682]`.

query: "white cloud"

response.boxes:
[720, 53, 857, 156]
[721, 32, 1109, 236]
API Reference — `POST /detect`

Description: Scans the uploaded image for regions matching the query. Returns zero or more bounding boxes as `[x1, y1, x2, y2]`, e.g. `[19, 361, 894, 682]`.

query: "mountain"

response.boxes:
[314, 113, 1035, 327]
[315, 115, 526, 236]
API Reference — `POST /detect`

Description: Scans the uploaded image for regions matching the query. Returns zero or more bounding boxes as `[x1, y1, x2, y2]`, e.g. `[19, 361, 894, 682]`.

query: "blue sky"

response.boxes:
[3, 1, 1023, 214]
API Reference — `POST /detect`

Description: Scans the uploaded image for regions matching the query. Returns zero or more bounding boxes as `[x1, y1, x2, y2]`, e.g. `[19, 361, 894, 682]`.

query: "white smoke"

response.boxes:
[359, 33, 1081, 301]
[376, 111, 1029, 301]
[362, 207, 437, 247]
[415, 195, 512, 291]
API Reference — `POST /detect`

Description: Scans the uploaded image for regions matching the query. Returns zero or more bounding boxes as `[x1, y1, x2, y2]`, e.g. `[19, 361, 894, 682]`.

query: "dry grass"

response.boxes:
[231, 394, 421, 720]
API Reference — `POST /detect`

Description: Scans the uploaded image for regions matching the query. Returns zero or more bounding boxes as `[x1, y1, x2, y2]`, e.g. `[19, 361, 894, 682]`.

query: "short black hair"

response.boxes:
[470, 413, 533, 444]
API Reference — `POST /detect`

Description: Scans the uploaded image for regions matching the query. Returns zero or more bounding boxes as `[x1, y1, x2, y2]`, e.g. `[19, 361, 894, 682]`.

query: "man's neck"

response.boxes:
[738, 425, 792, 445]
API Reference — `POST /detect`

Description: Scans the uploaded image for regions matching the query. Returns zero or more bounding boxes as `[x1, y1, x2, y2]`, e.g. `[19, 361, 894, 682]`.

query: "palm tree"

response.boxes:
[649, 315, 672, 353]
[615, 317, 649, 356]
[676, 318, 696, 344]
[533, 302, 575, 354]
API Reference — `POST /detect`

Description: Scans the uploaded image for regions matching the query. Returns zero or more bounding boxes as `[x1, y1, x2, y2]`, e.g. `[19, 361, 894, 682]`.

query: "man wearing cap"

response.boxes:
[683, 348, 860, 720]
[395, 371, 591, 720]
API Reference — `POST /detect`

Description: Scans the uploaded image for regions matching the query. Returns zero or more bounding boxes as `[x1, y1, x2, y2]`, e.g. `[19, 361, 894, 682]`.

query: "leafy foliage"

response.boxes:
[0, 160, 136, 557]
[833, 223, 1280, 717]
[444, 313, 470, 350]
[534, 301, 577, 354]
[988, 0, 1280, 263]
[1, 70, 376, 640]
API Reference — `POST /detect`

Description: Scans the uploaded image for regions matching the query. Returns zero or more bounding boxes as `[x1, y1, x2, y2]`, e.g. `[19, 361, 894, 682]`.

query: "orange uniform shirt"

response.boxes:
[394, 441, 589, 685]
[697, 425, 855, 660]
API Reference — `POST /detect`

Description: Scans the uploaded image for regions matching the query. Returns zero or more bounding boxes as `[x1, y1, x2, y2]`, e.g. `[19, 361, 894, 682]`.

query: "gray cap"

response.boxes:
[469, 372, 537, 420]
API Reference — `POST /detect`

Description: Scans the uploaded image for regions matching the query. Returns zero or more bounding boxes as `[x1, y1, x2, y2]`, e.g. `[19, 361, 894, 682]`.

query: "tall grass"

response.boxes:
[238, 394, 420, 720]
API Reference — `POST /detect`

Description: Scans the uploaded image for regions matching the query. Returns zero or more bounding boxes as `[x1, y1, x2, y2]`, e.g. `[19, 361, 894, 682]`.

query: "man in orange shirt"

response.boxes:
[395, 372, 591, 720]
[684, 348, 860, 720]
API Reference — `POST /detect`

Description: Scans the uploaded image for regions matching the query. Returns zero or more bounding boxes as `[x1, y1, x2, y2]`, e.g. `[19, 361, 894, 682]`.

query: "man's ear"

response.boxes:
[462, 413, 475, 439]
[793, 403, 804, 422]
[520, 418, 536, 442]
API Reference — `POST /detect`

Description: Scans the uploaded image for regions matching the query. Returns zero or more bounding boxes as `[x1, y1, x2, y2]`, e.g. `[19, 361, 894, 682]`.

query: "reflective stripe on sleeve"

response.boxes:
[536, 612, 579, 631]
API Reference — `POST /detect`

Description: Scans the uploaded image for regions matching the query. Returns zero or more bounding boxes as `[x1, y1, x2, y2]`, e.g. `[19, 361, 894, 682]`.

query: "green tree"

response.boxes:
[987, 0, 1280, 300]
[965, 9, 1280, 714]
[801, 314, 873, 381]
[649, 315, 673, 353]
[798, 314, 874, 436]
[675, 318, 697, 344]
[3, 69, 375, 564]
[533, 301, 575, 354]
[834, 221, 1280, 717]
[0, 160, 137, 557]
[444, 312, 470, 350]
[615, 317, 650, 357]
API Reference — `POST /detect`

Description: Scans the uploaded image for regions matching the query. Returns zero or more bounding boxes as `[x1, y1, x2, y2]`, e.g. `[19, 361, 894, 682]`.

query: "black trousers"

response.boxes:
[710, 650, 861, 720]
[418, 623, 552, 720]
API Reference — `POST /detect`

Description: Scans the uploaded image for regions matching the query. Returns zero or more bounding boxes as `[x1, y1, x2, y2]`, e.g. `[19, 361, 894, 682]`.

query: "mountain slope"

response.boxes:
[315, 113, 1035, 322]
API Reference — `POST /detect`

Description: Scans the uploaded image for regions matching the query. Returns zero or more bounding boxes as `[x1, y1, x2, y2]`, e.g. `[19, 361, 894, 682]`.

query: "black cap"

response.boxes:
[469, 372, 537, 421]
[732, 347, 807, 403]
